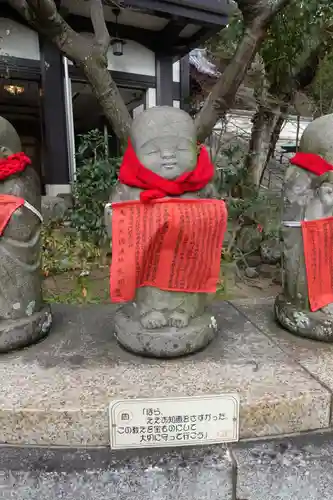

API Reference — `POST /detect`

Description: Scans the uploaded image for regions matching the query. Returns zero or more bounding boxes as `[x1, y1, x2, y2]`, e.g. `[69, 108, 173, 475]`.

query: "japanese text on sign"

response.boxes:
[109, 395, 239, 450]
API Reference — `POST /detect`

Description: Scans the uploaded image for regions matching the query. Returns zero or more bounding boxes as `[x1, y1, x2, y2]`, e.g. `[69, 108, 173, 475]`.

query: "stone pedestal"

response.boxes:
[114, 306, 216, 358]
[275, 294, 333, 342]
[0, 305, 52, 353]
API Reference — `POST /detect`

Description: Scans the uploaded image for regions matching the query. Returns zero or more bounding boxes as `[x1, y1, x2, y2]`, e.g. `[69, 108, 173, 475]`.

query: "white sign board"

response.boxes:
[109, 394, 240, 450]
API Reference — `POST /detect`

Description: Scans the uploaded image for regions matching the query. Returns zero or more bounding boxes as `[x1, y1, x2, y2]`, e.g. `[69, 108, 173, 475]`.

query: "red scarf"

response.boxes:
[0, 153, 31, 182]
[119, 139, 214, 202]
[290, 152, 333, 176]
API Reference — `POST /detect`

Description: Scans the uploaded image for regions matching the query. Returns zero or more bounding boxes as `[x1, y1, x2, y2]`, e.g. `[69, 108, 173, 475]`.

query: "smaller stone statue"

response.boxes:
[105, 106, 227, 358]
[0, 117, 52, 353]
[275, 114, 333, 341]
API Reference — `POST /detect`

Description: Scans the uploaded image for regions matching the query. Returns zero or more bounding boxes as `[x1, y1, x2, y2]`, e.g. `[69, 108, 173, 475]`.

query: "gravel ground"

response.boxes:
[1, 434, 333, 499]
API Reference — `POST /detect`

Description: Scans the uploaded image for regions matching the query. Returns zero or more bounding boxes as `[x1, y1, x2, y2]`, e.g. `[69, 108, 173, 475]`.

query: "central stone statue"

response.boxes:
[105, 106, 227, 357]
[0, 116, 52, 353]
[275, 114, 333, 341]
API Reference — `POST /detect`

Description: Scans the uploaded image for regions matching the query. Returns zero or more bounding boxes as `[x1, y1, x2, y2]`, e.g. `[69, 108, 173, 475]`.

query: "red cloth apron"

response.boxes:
[0, 194, 25, 235]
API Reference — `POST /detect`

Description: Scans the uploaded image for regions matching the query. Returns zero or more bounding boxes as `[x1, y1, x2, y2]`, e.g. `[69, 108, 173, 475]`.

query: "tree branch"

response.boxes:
[9, 0, 132, 145]
[7, 0, 32, 21]
[195, 0, 292, 142]
[90, 0, 110, 54]
[293, 30, 333, 91]
[9, 0, 92, 60]
[237, 0, 291, 25]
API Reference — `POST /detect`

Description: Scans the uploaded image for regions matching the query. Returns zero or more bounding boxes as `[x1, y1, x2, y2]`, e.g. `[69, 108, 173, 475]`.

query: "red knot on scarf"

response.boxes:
[290, 152, 333, 176]
[0, 153, 31, 182]
[118, 139, 214, 202]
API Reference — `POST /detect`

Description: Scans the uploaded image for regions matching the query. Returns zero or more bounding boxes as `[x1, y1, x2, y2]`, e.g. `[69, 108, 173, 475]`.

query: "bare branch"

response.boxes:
[8, 0, 33, 23]
[237, 0, 292, 26]
[11, 0, 92, 61]
[90, 0, 110, 53]
[195, 26, 266, 142]
[9, 0, 132, 144]
[195, 0, 293, 141]
[293, 32, 333, 91]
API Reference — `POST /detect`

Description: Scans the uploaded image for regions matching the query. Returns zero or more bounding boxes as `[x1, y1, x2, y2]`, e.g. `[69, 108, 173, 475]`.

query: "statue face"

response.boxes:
[131, 106, 197, 180]
[0, 117, 22, 158]
[318, 182, 333, 208]
[285, 169, 312, 206]
[136, 136, 197, 180]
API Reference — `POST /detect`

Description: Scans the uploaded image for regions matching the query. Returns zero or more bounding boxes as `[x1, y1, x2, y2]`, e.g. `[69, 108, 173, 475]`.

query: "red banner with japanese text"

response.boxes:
[302, 216, 333, 311]
[110, 198, 227, 303]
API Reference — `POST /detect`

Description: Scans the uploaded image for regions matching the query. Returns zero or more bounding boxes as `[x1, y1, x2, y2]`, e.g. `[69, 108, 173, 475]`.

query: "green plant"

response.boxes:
[71, 129, 121, 244]
[44, 275, 109, 305]
[42, 222, 102, 277]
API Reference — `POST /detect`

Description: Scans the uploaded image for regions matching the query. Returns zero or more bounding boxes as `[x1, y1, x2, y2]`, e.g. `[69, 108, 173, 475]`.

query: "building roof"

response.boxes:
[63, 0, 232, 56]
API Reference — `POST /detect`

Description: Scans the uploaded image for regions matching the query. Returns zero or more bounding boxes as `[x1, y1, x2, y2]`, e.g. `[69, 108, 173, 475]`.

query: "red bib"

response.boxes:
[0, 194, 25, 235]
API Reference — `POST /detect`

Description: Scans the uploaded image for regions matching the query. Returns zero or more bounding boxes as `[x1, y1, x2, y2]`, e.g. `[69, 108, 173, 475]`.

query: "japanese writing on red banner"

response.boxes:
[302, 216, 333, 311]
[110, 198, 227, 302]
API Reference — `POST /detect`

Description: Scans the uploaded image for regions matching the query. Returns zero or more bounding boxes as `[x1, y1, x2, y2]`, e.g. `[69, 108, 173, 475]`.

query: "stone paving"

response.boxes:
[1, 433, 333, 499]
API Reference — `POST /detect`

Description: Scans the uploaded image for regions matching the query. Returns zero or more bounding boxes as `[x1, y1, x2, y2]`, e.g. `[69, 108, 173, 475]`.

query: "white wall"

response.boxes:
[0, 21, 182, 85]
[0, 18, 40, 60]
[145, 88, 156, 108]
[107, 39, 155, 76]
[173, 61, 180, 82]
[66, 34, 156, 77]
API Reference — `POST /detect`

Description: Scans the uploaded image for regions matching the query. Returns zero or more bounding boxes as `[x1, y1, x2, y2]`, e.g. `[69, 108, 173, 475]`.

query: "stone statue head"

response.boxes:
[284, 167, 312, 206]
[300, 114, 333, 164]
[130, 106, 197, 180]
[0, 117, 21, 159]
[311, 171, 333, 211]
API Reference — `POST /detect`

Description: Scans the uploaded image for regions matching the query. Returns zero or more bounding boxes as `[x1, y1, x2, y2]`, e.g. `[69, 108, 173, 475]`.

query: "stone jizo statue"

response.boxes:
[275, 113, 333, 341]
[0, 116, 52, 353]
[105, 106, 227, 357]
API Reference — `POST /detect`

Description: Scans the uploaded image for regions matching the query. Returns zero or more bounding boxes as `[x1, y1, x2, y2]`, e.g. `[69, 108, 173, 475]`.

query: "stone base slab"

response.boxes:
[0, 305, 52, 353]
[234, 297, 333, 424]
[0, 302, 330, 446]
[115, 307, 216, 358]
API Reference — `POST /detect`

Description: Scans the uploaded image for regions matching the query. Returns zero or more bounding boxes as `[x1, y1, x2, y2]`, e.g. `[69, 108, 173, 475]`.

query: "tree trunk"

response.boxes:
[259, 105, 287, 185]
[8, 0, 133, 146]
[195, 25, 266, 143]
[244, 105, 279, 187]
[82, 54, 132, 148]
